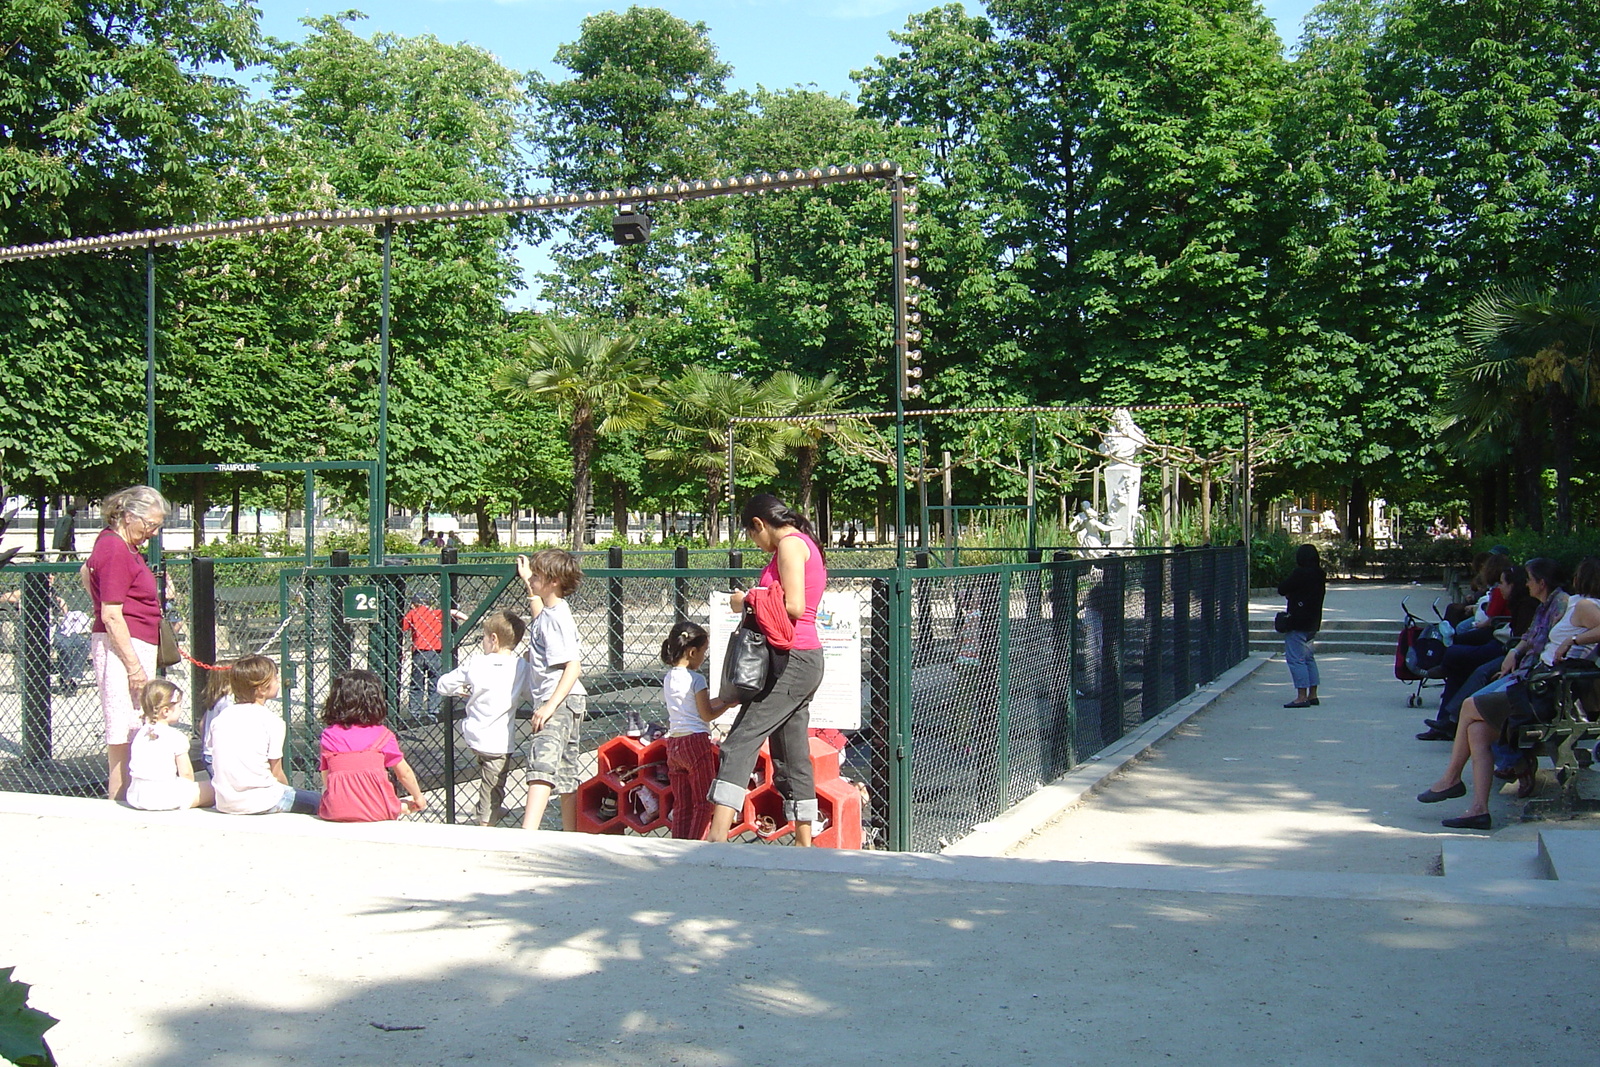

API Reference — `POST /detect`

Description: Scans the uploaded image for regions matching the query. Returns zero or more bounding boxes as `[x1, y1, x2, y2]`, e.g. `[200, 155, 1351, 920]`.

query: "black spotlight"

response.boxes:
[612, 206, 651, 246]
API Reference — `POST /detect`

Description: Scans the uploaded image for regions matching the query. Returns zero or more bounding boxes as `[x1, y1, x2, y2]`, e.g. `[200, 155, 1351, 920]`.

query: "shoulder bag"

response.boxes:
[720, 607, 771, 703]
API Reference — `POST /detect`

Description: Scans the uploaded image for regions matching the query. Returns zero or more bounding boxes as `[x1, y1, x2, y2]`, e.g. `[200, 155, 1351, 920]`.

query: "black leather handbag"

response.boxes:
[1273, 611, 1295, 634]
[721, 609, 771, 703]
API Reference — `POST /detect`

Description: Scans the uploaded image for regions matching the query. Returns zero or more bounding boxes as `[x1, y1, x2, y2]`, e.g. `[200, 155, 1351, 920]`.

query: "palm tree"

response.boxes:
[647, 366, 789, 542]
[494, 322, 661, 549]
[1457, 279, 1600, 533]
[762, 371, 867, 514]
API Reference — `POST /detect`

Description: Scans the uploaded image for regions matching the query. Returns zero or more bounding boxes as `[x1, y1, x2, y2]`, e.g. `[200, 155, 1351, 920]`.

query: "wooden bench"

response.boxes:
[1515, 663, 1600, 818]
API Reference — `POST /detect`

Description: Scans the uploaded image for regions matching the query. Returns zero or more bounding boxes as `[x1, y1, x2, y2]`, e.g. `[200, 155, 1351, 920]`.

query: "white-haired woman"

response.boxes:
[81, 486, 170, 800]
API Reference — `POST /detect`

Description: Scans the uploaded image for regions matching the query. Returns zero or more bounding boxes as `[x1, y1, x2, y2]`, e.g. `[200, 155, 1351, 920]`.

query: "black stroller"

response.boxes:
[1396, 597, 1452, 708]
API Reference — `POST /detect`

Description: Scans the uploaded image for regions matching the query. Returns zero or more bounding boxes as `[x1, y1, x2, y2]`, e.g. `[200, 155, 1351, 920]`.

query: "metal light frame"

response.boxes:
[0, 161, 912, 533]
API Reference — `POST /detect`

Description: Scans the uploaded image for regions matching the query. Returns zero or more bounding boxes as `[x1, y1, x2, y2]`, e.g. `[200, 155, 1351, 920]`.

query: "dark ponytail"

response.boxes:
[741, 493, 826, 562]
[661, 621, 710, 666]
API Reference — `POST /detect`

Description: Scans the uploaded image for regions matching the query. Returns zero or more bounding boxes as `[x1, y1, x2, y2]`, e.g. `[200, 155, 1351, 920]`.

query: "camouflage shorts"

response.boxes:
[527, 692, 585, 793]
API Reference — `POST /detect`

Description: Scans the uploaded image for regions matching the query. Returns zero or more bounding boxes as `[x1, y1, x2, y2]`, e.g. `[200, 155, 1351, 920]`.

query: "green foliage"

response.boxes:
[0, 967, 57, 1067]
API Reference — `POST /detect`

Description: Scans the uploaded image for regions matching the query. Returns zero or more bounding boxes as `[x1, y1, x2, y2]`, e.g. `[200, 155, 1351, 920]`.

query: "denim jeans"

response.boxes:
[1284, 630, 1318, 690]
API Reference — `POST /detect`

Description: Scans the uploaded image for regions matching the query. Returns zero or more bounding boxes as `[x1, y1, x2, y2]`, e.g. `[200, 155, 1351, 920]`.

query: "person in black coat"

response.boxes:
[1277, 543, 1326, 708]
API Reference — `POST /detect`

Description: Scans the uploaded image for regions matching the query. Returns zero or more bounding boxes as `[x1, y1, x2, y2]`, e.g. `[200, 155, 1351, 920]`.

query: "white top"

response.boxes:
[128, 722, 187, 782]
[662, 667, 710, 736]
[200, 694, 233, 766]
[437, 650, 529, 755]
[55, 609, 92, 637]
[1543, 595, 1598, 665]
[526, 599, 586, 705]
[208, 701, 287, 814]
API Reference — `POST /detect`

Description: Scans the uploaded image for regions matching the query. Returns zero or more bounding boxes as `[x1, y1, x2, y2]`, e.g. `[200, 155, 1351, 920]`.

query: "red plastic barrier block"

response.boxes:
[596, 735, 646, 777]
[621, 778, 672, 833]
[575, 774, 625, 834]
[743, 783, 792, 842]
[813, 776, 863, 850]
[807, 735, 841, 782]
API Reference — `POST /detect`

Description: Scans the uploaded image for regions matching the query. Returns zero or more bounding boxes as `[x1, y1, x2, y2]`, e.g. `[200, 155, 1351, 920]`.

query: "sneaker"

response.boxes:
[625, 710, 645, 738]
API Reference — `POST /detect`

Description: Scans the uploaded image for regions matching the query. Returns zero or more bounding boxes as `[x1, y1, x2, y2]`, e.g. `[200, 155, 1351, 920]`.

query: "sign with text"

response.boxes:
[342, 585, 379, 623]
[706, 590, 863, 731]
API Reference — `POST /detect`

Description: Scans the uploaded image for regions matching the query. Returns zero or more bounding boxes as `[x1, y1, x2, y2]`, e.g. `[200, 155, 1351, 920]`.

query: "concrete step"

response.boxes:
[1250, 638, 1394, 655]
[1247, 619, 1411, 632]
[1440, 839, 1551, 886]
[1538, 828, 1600, 886]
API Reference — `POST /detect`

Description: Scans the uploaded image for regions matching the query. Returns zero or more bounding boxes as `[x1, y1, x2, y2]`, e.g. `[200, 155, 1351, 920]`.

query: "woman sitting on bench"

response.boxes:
[1417, 557, 1600, 830]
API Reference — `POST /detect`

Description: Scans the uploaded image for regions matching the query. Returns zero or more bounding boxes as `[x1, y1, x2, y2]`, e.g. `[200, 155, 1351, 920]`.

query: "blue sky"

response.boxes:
[254, 1, 1323, 99]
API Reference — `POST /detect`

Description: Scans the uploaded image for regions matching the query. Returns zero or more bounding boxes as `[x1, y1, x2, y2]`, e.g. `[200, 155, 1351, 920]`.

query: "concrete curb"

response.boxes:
[942, 653, 1275, 858]
[7, 787, 1599, 910]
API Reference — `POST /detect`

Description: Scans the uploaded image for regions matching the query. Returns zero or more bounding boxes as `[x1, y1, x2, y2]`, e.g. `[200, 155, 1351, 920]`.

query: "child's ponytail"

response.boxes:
[660, 621, 710, 666]
[139, 678, 183, 739]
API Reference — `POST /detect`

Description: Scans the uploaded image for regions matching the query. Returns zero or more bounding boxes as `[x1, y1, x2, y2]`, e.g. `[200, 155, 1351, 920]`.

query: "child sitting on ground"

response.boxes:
[437, 610, 530, 826]
[318, 668, 426, 822]
[208, 654, 320, 815]
[198, 661, 234, 777]
[659, 621, 730, 840]
[517, 548, 586, 831]
[125, 679, 214, 811]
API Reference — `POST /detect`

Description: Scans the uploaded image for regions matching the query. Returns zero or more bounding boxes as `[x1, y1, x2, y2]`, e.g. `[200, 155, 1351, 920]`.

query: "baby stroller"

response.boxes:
[1395, 596, 1452, 708]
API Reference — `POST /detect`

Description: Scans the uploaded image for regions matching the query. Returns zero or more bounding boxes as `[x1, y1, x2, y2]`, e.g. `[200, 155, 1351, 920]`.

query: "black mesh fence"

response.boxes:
[0, 546, 1246, 849]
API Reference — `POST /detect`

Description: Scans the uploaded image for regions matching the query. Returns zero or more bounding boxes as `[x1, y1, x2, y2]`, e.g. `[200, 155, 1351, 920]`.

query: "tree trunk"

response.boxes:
[705, 467, 723, 543]
[611, 480, 628, 541]
[1347, 474, 1368, 551]
[475, 498, 498, 547]
[231, 484, 241, 539]
[1200, 468, 1212, 543]
[569, 409, 596, 550]
[34, 495, 46, 555]
[797, 444, 818, 514]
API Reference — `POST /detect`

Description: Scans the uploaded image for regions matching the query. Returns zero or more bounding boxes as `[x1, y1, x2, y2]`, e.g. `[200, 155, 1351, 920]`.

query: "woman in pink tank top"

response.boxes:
[707, 495, 828, 845]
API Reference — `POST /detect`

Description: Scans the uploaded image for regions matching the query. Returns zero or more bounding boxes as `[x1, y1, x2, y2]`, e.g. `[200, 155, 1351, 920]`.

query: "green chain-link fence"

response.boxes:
[0, 546, 1246, 850]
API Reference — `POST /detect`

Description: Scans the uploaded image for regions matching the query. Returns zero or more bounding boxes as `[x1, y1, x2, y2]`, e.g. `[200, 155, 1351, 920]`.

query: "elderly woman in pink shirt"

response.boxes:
[81, 485, 170, 800]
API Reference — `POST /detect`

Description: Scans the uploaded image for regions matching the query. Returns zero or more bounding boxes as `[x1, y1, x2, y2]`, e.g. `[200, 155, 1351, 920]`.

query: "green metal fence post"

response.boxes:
[607, 545, 624, 671]
[993, 567, 1014, 805]
[19, 571, 51, 763]
[889, 568, 914, 851]
[440, 562, 456, 824]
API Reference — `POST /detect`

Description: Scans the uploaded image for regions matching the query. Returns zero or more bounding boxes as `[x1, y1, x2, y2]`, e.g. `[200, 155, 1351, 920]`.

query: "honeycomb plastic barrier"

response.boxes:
[575, 735, 863, 848]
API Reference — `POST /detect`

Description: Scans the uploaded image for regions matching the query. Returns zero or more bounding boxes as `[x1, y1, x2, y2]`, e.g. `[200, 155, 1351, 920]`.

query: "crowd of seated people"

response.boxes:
[1416, 555, 1600, 830]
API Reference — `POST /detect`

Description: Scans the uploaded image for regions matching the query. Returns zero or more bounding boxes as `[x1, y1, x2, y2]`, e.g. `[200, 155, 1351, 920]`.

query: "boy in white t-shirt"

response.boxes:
[516, 549, 586, 831]
[208, 655, 321, 815]
[437, 609, 529, 826]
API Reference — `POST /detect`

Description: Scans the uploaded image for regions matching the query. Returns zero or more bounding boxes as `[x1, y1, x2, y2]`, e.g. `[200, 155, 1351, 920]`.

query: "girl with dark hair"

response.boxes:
[318, 668, 426, 822]
[706, 495, 828, 845]
[659, 621, 731, 840]
[1419, 557, 1600, 829]
[1277, 543, 1325, 708]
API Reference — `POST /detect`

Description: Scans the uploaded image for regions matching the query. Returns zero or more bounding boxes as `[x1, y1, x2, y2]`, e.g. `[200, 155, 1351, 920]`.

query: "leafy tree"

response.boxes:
[493, 322, 661, 548]
[762, 371, 866, 513]
[646, 366, 791, 541]
[1454, 279, 1600, 534]
[530, 5, 734, 325]
[0, 0, 263, 499]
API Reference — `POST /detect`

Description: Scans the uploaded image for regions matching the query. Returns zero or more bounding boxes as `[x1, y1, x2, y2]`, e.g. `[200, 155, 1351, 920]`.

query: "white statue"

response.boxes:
[1100, 408, 1150, 463]
[1098, 408, 1148, 547]
[1070, 501, 1116, 554]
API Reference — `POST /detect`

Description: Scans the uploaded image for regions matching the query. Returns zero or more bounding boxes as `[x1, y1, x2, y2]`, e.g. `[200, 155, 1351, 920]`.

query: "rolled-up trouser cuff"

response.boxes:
[786, 798, 819, 823]
[708, 778, 747, 812]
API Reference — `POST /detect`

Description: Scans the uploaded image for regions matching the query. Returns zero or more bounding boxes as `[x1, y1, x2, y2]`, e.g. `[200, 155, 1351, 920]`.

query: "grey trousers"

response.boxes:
[709, 648, 824, 822]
